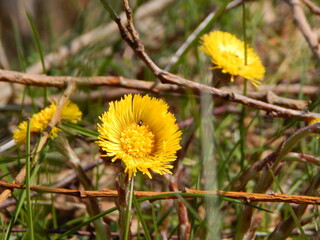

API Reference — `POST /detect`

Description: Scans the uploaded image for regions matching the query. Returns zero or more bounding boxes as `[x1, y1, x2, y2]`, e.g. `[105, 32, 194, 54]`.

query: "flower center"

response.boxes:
[120, 123, 155, 157]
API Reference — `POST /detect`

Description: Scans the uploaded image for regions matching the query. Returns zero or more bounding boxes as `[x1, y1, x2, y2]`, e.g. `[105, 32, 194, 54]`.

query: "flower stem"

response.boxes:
[124, 177, 134, 240]
[240, 1, 248, 170]
[26, 120, 35, 240]
[116, 170, 132, 240]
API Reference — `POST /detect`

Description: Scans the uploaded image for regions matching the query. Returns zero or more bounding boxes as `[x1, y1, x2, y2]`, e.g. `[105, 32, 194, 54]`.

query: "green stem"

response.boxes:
[117, 170, 131, 240]
[26, 120, 34, 240]
[242, 2, 248, 66]
[239, 1, 248, 170]
[124, 177, 134, 240]
[267, 165, 306, 238]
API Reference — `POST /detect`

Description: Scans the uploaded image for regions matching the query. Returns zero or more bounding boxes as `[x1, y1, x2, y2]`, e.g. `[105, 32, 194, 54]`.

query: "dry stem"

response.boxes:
[0, 180, 319, 205]
[99, 0, 320, 122]
[1, 70, 319, 121]
[286, 0, 320, 59]
[302, 0, 320, 15]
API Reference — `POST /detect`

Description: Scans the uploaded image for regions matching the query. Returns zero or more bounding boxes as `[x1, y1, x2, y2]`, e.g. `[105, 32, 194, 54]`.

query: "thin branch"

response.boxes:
[250, 84, 320, 97]
[0, 180, 319, 205]
[123, 0, 141, 45]
[1, 70, 320, 121]
[99, 0, 320, 122]
[286, 0, 320, 59]
[302, 0, 320, 15]
[0, 159, 103, 209]
[231, 89, 310, 110]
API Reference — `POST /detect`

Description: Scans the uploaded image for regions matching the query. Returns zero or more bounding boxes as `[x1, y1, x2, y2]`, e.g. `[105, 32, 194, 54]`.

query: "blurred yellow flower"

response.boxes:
[13, 101, 82, 144]
[97, 94, 182, 179]
[308, 118, 320, 138]
[308, 118, 320, 125]
[199, 30, 265, 88]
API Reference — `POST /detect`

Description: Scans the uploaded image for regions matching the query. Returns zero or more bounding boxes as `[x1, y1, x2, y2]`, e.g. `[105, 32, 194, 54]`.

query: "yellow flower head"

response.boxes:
[308, 118, 320, 125]
[97, 94, 182, 179]
[13, 101, 82, 144]
[199, 31, 265, 88]
[308, 118, 320, 138]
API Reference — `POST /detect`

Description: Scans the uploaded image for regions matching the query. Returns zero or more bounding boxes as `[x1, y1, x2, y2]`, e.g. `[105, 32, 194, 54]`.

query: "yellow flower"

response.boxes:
[308, 118, 320, 138]
[308, 118, 320, 125]
[199, 31, 265, 88]
[97, 94, 182, 179]
[13, 101, 82, 144]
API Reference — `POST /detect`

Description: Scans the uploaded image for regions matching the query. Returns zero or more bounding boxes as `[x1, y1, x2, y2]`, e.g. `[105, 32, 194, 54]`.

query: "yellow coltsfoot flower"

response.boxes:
[199, 30, 265, 88]
[308, 118, 320, 125]
[13, 101, 82, 144]
[308, 118, 320, 138]
[97, 94, 182, 179]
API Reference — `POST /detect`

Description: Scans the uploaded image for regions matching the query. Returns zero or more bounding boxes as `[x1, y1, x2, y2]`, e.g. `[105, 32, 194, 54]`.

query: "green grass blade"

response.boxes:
[25, 11, 46, 73]
[132, 194, 152, 240]
[165, 0, 233, 72]
[62, 122, 99, 139]
[267, 164, 306, 238]
[151, 203, 159, 240]
[3, 191, 27, 240]
[26, 120, 35, 240]
[55, 206, 117, 240]
[124, 178, 134, 240]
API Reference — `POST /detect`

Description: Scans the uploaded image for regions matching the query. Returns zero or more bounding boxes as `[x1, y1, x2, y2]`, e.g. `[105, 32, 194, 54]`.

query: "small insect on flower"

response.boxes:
[97, 94, 182, 179]
[199, 30, 265, 88]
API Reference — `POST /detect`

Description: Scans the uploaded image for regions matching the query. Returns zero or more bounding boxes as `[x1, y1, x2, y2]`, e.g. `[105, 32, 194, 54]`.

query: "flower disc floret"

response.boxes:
[120, 123, 155, 157]
[199, 30, 265, 88]
[97, 94, 182, 179]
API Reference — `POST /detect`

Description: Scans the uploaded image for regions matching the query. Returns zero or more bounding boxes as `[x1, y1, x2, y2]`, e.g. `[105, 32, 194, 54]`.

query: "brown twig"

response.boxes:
[0, 69, 315, 111]
[0, 180, 319, 205]
[0, 159, 103, 209]
[268, 172, 320, 240]
[0, 81, 76, 205]
[286, 0, 320, 59]
[232, 89, 310, 110]
[252, 84, 320, 97]
[302, 0, 320, 15]
[1, 70, 320, 121]
[99, 0, 320, 122]
[236, 122, 320, 238]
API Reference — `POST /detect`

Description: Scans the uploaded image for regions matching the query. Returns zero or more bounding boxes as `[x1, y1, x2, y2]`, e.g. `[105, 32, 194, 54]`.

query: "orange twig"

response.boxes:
[0, 180, 319, 205]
